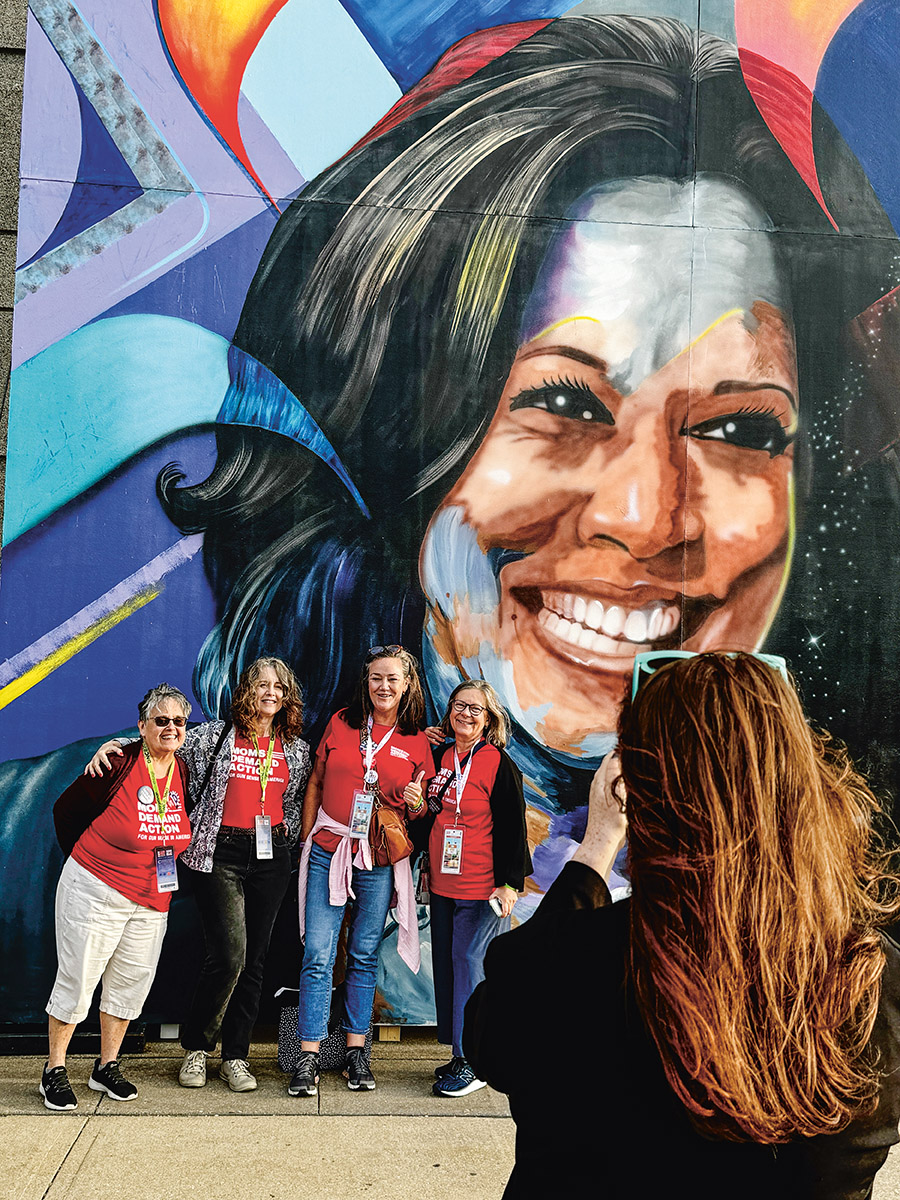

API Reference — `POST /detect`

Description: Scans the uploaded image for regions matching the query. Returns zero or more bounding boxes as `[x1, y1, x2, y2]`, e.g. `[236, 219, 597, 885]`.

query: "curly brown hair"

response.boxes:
[438, 679, 509, 748]
[619, 652, 900, 1144]
[230, 656, 303, 743]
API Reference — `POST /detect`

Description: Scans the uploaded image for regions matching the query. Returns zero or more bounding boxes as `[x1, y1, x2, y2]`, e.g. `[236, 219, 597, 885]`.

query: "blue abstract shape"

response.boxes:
[219, 346, 370, 517]
[5, 316, 229, 544]
[242, 0, 401, 181]
[97, 204, 282, 342]
[338, 0, 568, 91]
[817, 0, 900, 237]
[21, 77, 143, 268]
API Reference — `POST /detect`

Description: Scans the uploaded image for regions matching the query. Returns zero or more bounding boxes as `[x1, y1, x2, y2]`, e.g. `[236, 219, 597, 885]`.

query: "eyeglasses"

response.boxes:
[631, 650, 789, 699]
[367, 644, 403, 659]
[150, 715, 187, 728]
[451, 700, 486, 717]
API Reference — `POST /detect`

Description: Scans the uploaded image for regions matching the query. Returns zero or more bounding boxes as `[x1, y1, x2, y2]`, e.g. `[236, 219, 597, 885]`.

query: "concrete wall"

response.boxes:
[0, 0, 26, 541]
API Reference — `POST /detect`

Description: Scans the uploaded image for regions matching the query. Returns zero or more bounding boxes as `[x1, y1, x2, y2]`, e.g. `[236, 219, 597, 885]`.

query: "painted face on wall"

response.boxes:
[421, 175, 798, 760]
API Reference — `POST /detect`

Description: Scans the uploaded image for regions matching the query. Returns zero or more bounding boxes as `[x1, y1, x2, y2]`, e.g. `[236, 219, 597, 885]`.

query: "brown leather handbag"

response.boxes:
[368, 793, 413, 866]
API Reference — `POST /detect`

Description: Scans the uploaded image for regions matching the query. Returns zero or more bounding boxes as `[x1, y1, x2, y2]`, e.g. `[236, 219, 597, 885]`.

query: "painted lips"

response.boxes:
[536, 588, 683, 659]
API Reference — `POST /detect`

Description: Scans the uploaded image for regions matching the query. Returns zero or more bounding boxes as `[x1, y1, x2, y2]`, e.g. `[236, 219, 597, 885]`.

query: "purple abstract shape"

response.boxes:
[16, 13, 80, 264]
[21, 84, 143, 268]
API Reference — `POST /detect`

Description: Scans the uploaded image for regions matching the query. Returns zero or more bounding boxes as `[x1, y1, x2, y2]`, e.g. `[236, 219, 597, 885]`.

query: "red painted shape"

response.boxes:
[350, 20, 552, 154]
[738, 48, 838, 231]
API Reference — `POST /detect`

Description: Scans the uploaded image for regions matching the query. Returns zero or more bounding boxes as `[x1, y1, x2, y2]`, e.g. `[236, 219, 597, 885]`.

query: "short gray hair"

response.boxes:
[138, 683, 192, 723]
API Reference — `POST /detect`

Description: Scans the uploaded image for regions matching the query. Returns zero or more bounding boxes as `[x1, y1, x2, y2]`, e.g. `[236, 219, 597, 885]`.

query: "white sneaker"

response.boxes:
[178, 1050, 208, 1088]
[219, 1059, 257, 1092]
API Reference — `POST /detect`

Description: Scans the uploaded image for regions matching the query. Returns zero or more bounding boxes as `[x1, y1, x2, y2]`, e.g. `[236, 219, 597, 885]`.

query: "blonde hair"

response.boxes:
[439, 679, 509, 748]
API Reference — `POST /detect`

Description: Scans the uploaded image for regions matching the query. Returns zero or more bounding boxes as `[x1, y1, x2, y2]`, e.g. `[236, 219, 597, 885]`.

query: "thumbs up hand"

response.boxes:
[404, 769, 426, 813]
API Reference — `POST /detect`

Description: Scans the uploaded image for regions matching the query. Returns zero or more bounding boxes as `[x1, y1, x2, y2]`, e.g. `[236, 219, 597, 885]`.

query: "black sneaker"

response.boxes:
[344, 1045, 375, 1091]
[432, 1057, 486, 1097]
[434, 1056, 461, 1080]
[287, 1050, 319, 1097]
[88, 1058, 138, 1101]
[40, 1064, 77, 1111]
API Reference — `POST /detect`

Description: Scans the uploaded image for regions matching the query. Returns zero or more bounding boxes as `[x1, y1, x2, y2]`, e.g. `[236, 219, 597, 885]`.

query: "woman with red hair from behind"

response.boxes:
[466, 652, 900, 1199]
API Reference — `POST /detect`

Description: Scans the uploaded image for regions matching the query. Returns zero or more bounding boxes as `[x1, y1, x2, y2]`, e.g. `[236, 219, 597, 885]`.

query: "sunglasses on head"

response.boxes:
[631, 650, 789, 699]
[150, 715, 187, 728]
[367, 644, 404, 659]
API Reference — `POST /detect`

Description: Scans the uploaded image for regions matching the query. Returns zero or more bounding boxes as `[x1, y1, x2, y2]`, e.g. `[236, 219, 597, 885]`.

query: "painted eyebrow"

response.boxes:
[517, 344, 609, 373]
[713, 380, 797, 412]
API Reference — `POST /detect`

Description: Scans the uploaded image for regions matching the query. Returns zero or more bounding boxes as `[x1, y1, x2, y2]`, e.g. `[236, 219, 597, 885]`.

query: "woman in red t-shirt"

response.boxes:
[423, 679, 532, 1097]
[43, 683, 193, 1111]
[290, 646, 432, 1096]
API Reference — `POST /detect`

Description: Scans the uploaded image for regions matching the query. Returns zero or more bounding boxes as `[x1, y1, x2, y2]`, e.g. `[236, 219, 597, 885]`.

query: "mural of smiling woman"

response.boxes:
[422, 174, 799, 754]
[151, 14, 896, 1015]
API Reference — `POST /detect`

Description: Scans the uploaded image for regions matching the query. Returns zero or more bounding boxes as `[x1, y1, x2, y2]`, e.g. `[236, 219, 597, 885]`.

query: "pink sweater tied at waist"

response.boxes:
[297, 808, 420, 974]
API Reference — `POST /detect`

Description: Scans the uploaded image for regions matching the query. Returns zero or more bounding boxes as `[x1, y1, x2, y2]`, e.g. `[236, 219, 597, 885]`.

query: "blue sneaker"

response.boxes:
[432, 1057, 486, 1097]
[433, 1057, 459, 1080]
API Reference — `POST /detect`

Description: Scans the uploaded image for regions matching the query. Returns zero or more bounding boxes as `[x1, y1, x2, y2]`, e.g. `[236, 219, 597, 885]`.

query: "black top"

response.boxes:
[464, 860, 900, 1200]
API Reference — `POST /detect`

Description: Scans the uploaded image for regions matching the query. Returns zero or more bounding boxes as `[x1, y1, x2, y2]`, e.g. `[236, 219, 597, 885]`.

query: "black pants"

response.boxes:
[181, 827, 291, 1061]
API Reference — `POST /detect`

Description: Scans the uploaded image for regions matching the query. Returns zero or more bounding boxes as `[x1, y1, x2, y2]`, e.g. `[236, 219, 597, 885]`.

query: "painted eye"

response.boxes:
[509, 379, 614, 425]
[686, 412, 793, 457]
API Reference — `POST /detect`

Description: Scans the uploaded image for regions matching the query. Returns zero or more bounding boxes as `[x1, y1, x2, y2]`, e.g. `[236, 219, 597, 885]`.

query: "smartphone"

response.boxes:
[489, 895, 503, 917]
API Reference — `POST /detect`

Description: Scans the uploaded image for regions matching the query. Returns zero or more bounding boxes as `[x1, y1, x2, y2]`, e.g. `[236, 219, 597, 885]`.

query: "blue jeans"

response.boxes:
[298, 841, 394, 1042]
[430, 892, 509, 1058]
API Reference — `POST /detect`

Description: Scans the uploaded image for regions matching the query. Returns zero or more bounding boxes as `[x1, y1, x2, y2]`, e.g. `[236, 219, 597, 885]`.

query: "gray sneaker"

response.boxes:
[219, 1058, 257, 1092]
[178, 1050, 208, 1088]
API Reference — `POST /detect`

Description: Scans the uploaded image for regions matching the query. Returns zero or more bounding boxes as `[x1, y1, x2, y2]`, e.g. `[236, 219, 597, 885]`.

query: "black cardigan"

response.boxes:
[464, 861, 900, 1200]
[415, 741, 533, 891]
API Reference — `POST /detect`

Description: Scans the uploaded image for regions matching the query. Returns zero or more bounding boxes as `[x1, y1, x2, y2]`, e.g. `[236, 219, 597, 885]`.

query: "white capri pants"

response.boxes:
[46, 856, 168, 1024]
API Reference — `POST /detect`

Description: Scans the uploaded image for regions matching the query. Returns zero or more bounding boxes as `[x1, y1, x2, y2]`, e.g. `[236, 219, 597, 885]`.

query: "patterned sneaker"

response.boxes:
[40, 1064, 77, 1111]
[432, 1057, 486, 1097]
[287, 1050, 319, 1097]
[178, 1050, 208, 1088]
[434, 1056, 462, 1080]
[219, 1059, 257, 1092]
[344, 1045, 376, 1091]
[89, 1058, 138, 1101]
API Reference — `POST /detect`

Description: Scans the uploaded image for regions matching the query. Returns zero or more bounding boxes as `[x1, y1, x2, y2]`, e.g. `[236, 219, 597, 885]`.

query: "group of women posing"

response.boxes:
[43, 646, 530, 1110]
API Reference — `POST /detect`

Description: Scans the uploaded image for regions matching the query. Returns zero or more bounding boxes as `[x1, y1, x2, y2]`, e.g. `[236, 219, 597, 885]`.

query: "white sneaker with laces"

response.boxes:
[219, 1058, 257, 1092]
[178, 1050, 208, 1088]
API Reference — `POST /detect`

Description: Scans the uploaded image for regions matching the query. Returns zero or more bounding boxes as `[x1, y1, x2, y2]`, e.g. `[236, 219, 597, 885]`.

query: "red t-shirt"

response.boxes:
[72, 755, 192, 912]
[428, 741, 500, 900]
[313, 710, 433, 853]
[221, 734, 287, 828]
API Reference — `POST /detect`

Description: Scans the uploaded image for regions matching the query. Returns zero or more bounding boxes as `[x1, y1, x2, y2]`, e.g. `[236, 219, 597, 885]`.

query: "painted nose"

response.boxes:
[574, 415, 701, 558]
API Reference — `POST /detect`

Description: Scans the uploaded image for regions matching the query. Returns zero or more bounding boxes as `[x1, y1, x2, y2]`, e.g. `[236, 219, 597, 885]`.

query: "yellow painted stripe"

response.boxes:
[0, 585, 160, 711]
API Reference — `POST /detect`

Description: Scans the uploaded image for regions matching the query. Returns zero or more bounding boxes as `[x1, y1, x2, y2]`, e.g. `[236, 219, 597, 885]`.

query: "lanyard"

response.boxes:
[362, 716, 396, 790]
[142, 744, 175, 824]
[451, 742, 479, 824]
[249, 732, 277, 812]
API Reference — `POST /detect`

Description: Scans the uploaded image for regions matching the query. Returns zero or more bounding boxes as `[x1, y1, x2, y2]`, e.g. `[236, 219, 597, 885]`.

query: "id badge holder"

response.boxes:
[441, 826, 464, 874]
[349, 791, 374, 838]
[255, 813, 273, 859]
[154, 846, 178, 893]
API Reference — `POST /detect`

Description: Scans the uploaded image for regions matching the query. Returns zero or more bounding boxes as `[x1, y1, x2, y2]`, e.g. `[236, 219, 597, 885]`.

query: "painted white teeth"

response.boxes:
[623, 610, 648, 643]
[586, 599, 604, 631]
[539, 591, 682, 648]
[601, 605, 625, 637]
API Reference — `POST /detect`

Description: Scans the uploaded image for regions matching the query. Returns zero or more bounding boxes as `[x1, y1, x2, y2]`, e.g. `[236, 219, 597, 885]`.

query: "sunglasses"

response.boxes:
[367, 644, 403, 659]
[150, 715, 187, 728]
[631, 650, 789, 699]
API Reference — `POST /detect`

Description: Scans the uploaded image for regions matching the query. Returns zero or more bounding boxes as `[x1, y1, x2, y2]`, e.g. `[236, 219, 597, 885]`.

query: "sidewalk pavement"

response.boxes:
[4, 1032, 900, 1200]
[2, 1033, 515, 1200]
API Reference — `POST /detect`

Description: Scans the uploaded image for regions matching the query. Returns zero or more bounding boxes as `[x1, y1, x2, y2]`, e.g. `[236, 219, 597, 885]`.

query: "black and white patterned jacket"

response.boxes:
[117, 720, 311, 873]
